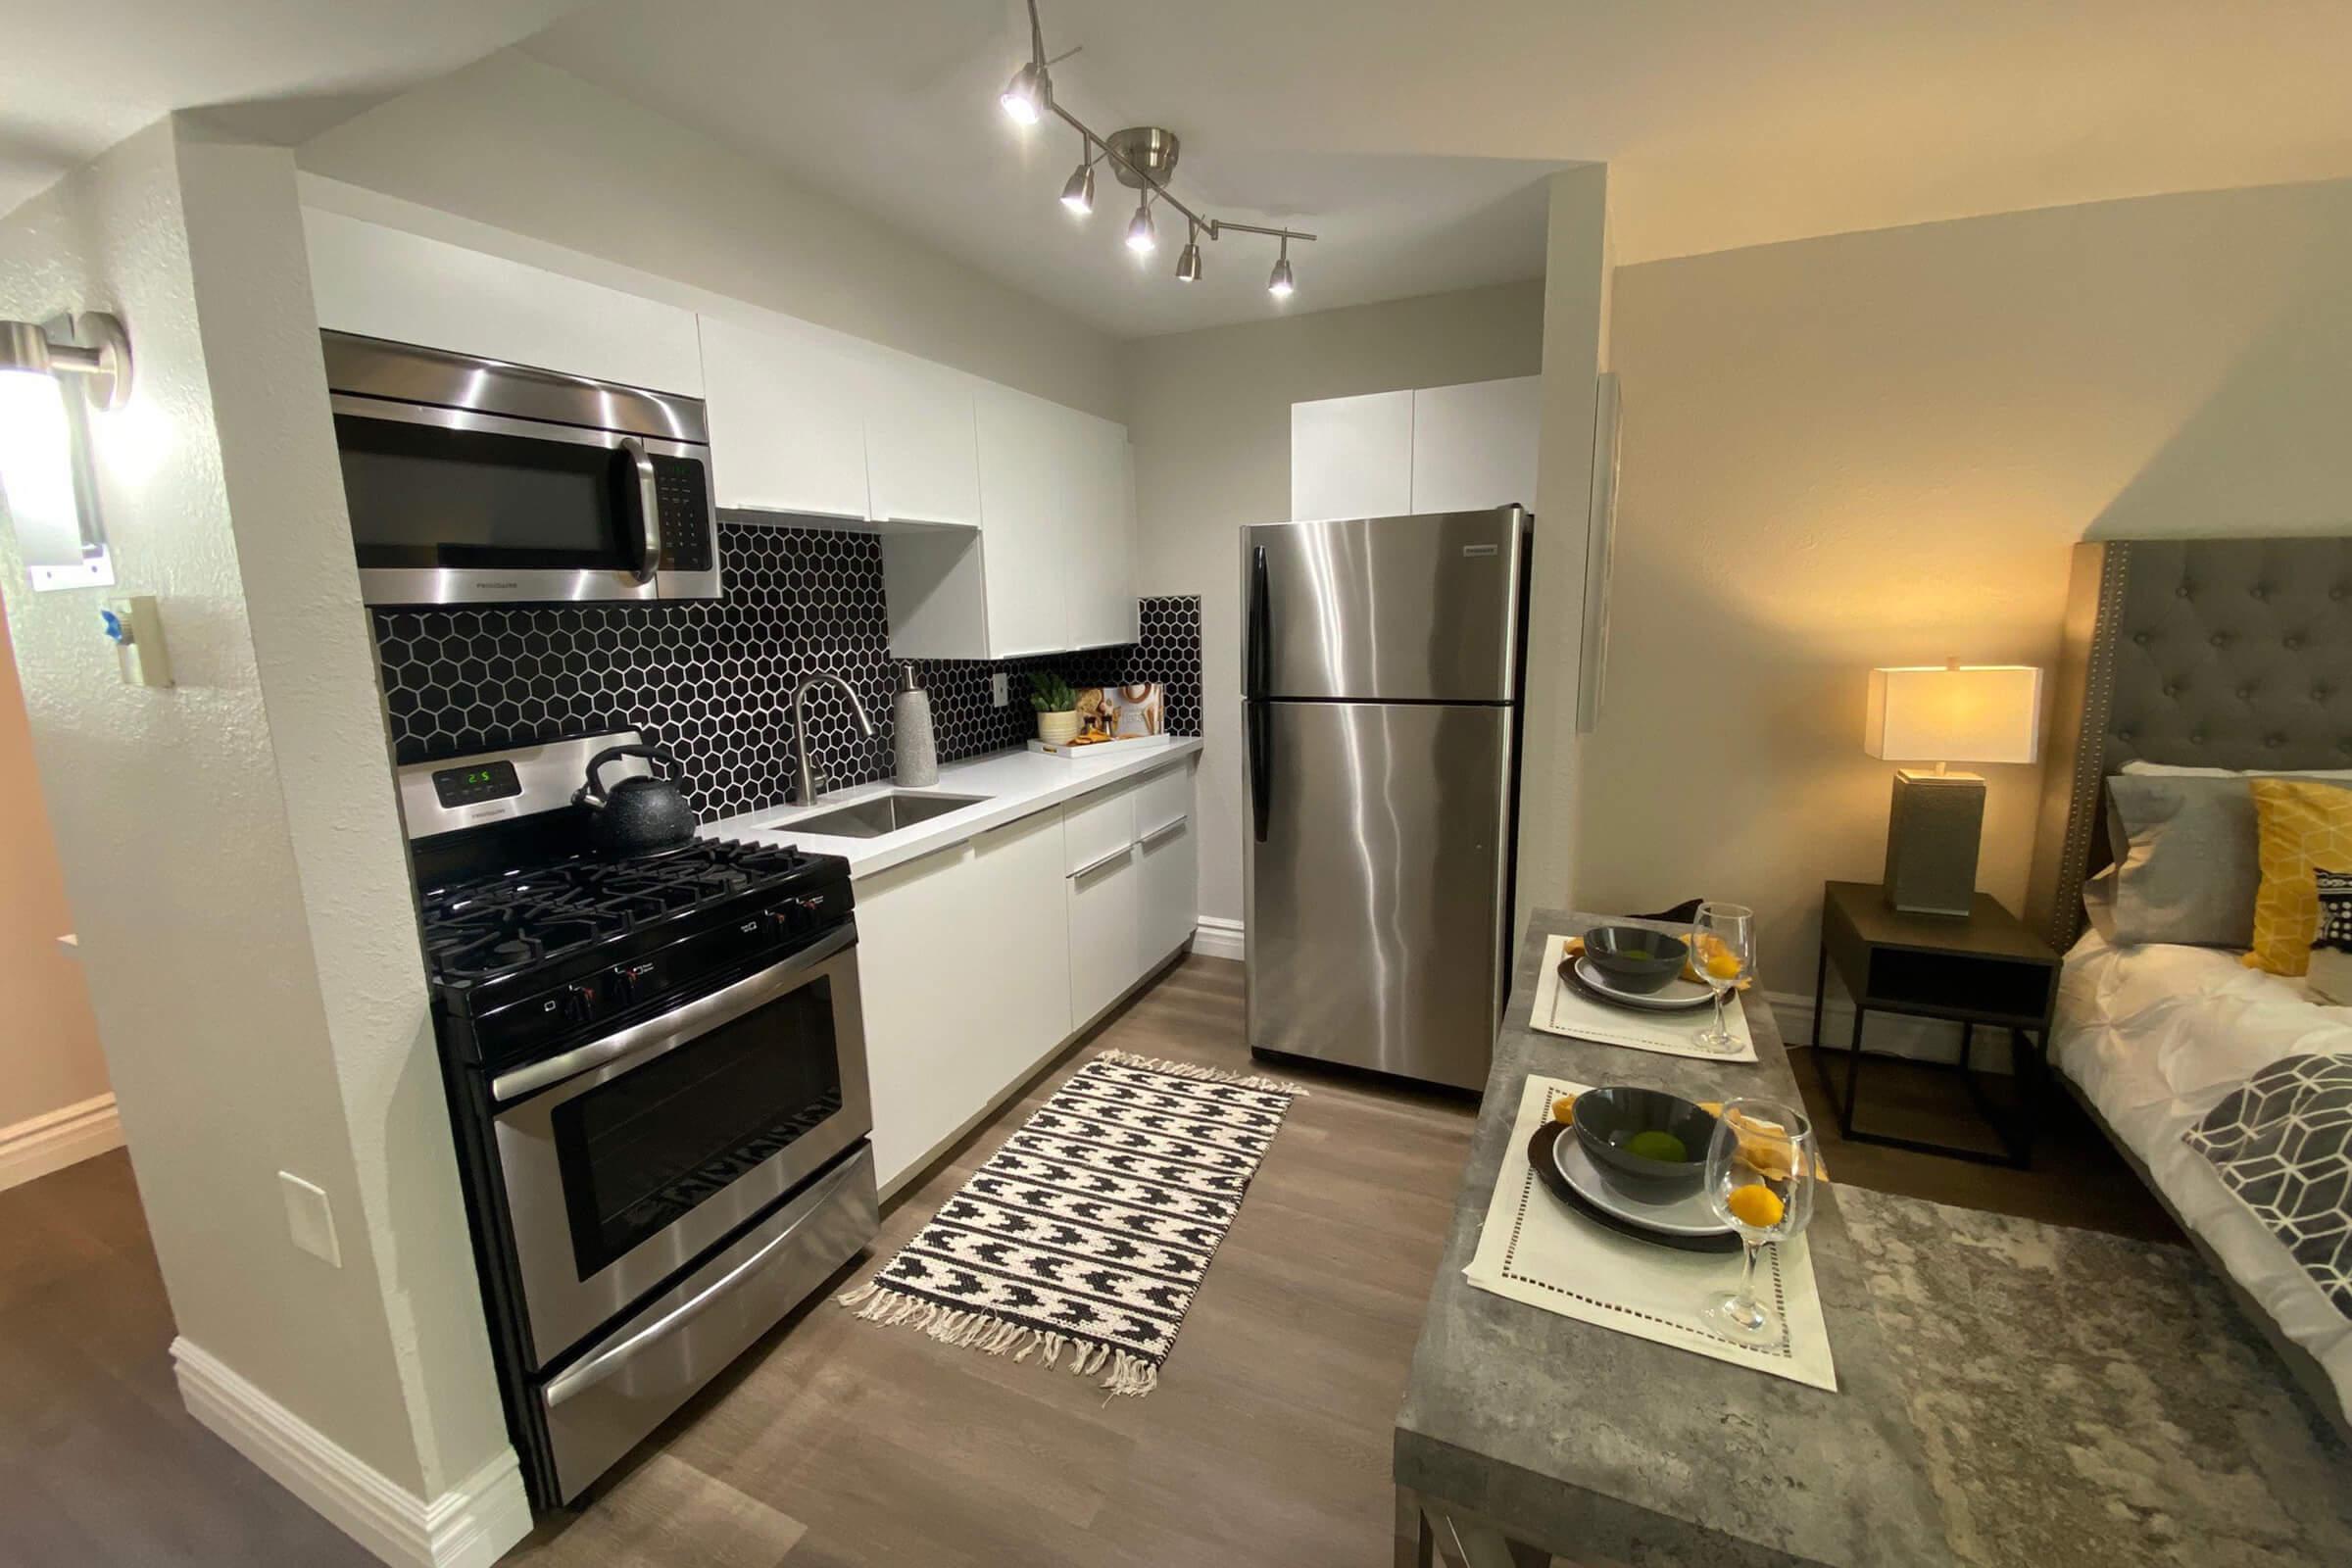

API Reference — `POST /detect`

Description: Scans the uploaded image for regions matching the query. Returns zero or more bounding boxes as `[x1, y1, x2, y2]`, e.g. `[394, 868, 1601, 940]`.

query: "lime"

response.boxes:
[1623, 1129, 1688, 1163]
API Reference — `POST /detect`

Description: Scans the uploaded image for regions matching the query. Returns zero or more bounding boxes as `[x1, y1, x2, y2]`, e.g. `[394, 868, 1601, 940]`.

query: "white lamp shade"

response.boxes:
[1864, 664, 2043, 765]
[0, 367, 83, 572]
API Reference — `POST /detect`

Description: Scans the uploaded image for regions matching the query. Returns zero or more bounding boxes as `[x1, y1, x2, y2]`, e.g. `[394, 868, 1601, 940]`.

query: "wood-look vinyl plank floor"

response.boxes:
[4, 956, 2188, 1567]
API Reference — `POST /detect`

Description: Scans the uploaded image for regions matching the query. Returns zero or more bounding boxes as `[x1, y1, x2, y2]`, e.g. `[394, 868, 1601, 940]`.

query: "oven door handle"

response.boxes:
[618, 435, 662, 585]
[541, 1154, 866, 1409]
[491, 924, 856, 1102]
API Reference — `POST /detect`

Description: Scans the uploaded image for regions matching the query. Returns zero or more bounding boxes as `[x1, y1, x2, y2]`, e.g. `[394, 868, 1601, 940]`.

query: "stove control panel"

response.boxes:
[430, 760, 522, 809]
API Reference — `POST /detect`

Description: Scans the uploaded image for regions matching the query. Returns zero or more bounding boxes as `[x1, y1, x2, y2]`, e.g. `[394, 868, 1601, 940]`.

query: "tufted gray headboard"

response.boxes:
[2025, 536, 2352, 952]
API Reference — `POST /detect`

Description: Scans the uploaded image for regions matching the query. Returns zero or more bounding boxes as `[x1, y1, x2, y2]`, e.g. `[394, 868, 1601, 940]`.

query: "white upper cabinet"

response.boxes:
[1290, 389, 1413, 520]
[302, 209, 704, 395]
[1066, 414, 1139, 649]
[974, 383, 1075, 659]
[697, 311, 871, 521]
[1410, 376, 1541, 514]
[862, 354, 982, 528]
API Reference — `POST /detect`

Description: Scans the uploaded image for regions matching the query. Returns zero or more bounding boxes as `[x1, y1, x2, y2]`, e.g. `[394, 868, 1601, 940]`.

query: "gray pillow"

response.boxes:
[2100, 774, 2272, 948]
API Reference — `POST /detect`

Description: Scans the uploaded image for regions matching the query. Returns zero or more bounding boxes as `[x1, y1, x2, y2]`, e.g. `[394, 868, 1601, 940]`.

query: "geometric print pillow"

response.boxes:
[2245, 778, 2352, 977]
[2184, 1054, 2352, 1320]
[2312, 869, 2352, 1005]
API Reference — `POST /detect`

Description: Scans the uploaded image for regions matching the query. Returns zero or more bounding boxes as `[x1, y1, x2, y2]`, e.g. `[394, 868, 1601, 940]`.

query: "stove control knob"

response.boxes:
[794, 895, 827, 913]
[617, 961, 657, 1002]
[560, 984, 598, 1024]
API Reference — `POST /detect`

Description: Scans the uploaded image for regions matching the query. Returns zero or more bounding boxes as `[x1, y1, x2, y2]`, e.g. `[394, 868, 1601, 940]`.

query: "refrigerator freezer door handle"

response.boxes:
[1247, 545, 1270, 700]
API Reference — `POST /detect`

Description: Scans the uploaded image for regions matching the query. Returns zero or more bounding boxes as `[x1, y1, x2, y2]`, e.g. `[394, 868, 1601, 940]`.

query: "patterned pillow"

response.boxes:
[2246, 778, 2352, 976]
[2312, 869, 2352, 1004]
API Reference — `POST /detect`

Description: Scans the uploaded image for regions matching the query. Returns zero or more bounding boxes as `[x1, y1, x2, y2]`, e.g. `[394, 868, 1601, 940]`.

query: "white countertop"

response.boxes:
[700, 738, 1203, 879]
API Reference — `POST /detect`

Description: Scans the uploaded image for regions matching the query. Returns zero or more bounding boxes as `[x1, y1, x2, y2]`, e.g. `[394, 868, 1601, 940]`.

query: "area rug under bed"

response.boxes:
[838, 1050, 1305, 1396]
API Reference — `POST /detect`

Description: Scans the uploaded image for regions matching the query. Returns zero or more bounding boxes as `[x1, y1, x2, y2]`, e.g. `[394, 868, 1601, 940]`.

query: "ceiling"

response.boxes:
[0, 0, 585, 218]
[7, 1, 2351, 338]
[519, 0, 2352, 336]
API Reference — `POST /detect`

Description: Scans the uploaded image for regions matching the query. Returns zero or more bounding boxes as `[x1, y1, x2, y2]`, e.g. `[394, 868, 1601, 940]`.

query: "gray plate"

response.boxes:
[1567, 955, 1714, 1012]
[1553, 1125, 1737, 1243]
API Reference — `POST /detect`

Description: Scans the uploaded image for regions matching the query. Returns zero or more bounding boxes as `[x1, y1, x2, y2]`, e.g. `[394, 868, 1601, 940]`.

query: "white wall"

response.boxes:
[1580, 174, 2352, 990]
[296, 49, 1122, 420]
[0, 116, 515, 1530]
[1118, 279, 1546, 925]
[0, 598, 109, 1149]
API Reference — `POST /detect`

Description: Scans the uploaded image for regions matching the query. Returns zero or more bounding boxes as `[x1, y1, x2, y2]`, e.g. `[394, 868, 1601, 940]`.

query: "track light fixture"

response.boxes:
[1124, 194, 1157, 255]
[1175, 220, 1202, 283]
[1001, 0, 1313, 303]
[1059, 148, 1096, 216]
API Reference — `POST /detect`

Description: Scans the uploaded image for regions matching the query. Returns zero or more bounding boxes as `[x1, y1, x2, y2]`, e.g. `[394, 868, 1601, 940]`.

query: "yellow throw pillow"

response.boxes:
[2245, 777, 2352, 976]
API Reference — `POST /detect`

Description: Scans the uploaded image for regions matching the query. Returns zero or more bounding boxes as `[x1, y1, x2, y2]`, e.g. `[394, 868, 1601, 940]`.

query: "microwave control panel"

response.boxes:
[654, 458, 714, 574]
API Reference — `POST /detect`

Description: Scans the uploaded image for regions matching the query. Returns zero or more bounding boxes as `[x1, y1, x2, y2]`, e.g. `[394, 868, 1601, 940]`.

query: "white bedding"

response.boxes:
[2054, 931, 2352, 1424]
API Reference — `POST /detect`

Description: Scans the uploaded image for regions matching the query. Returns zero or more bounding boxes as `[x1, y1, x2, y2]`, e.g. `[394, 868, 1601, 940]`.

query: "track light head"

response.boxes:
[1001, 61, 1048, 125]
[1060, 158, 1095, 216]
[1125, 197, 1157, 255]
[1175, 240, 1202, 282]
[1267, 241, 1295, 299]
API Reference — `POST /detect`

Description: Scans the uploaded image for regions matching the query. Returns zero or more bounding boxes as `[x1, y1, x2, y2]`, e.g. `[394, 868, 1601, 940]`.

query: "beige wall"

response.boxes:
[0, 117, 514, 1523]
[1119, 279, 1547, 925]
[297, 49, 1122, 420]
[1580, 175, 2352, 993]
[0, 598, 107, 1135]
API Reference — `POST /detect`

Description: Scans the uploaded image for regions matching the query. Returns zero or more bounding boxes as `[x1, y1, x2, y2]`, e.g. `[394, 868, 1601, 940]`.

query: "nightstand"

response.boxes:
[1808, 880, 2060, 1167]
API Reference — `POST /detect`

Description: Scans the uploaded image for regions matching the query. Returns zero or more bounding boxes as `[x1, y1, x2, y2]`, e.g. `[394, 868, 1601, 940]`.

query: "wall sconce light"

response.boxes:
[0, 312, 131, 591]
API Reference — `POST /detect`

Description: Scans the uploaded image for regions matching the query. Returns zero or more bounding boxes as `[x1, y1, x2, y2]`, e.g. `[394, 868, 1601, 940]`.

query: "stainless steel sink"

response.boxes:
[787, 791, 990, 838]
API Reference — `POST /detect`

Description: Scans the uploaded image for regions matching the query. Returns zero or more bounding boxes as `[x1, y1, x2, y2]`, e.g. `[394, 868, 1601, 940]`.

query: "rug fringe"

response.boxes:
[836, 1282, 1161, 1397]
[1093, 1048, 1308, 1097]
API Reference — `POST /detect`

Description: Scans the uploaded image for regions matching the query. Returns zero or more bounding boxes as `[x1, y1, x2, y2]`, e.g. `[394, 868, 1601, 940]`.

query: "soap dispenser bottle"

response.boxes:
[892, 662, 938, 787]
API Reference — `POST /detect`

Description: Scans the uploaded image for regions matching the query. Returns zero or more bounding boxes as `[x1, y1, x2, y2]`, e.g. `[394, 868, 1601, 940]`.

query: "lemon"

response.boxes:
[1551, 1095, 1578, 1125]
[1704, 950, 1743, 981]
[1725, 1183, 1785, 1229]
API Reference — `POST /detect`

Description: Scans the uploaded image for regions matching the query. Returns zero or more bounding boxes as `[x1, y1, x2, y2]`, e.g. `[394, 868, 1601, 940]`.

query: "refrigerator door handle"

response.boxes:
[1248, 701, 1272, 844]
[1247, 545, 1270, 700]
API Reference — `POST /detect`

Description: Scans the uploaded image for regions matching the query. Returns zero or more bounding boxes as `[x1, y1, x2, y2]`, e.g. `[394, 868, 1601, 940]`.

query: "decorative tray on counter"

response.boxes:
[1027, 734, 1175, 760]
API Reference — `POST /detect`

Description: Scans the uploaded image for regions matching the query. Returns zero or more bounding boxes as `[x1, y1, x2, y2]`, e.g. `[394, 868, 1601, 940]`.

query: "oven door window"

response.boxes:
[336, 413, 649, 574]
[548, 979, 845, 1280]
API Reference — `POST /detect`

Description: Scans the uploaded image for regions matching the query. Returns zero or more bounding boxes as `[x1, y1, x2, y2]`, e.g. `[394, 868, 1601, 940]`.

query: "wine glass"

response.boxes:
[1701, 1097, 1817, 1345]
[1688, 902, 1754, 1054]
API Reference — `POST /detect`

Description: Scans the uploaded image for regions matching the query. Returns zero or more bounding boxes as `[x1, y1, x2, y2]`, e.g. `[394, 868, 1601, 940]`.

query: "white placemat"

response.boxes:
[1464, 1072, 1838, 1392]
[1531, 934, 1759, 1062]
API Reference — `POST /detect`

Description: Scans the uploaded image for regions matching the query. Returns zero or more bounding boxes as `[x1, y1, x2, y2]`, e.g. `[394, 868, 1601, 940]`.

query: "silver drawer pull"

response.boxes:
[544, 1156, 865, 1408]
[1138, 815, 1188, 847]
[1068, 843, 1134, 880]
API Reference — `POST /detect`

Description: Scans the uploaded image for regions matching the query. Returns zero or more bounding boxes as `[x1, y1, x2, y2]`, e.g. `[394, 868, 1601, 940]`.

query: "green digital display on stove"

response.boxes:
[430, 760, 521, 808]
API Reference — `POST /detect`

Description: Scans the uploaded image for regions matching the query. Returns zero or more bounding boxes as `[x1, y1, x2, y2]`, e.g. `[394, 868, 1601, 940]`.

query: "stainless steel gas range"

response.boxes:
[398, 731, 876, 1505]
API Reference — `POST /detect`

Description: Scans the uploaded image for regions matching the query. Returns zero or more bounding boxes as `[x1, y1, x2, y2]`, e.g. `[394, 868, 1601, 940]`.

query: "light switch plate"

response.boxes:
[103, 594, 172, 687]
[279, 1171, 342, 1267]
[991, 673, 1008, 708]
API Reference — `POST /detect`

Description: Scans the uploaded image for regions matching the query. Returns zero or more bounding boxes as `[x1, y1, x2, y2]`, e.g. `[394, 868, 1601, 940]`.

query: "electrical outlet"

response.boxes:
[279, 1172, 342, 1267]
[991, 673, 1008, 709]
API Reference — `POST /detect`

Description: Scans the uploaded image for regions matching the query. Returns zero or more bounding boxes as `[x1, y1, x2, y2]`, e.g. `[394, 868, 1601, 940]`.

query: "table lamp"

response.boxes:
[1863, 662, 2043, 916]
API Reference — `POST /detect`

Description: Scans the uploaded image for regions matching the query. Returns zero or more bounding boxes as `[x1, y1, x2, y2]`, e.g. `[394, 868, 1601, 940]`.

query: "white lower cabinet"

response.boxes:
[854, 760, 1199, 1194]
[857, 808, 1069, 1190]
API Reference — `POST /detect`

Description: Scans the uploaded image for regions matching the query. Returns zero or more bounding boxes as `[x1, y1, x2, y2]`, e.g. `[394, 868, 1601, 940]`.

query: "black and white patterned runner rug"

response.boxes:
[838, 1050, 1305, 1396]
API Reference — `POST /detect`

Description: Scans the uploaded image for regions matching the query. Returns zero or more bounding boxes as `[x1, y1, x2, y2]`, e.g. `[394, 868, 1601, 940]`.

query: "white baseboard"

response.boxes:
[0, 1092, 124, 1193]
[172, 1338, 532, 1568]
[1765, 991, 2016, 1075]
[1193, 915, 1244, 962]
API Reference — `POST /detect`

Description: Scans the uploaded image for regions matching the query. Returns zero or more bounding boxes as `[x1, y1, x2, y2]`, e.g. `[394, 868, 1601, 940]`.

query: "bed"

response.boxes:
[2025, 536, 2352, 1437]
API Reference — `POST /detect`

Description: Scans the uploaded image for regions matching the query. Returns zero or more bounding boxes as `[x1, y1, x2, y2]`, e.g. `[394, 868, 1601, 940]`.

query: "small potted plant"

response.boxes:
[1029, 670, 1080, 747]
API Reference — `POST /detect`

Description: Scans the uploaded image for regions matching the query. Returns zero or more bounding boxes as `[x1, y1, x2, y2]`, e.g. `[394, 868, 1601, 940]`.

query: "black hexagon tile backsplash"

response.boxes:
[370, 522, 1201, 824]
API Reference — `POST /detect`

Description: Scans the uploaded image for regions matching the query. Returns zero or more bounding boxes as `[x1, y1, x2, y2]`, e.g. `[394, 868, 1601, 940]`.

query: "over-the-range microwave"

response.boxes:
[322, 331, 722, 607]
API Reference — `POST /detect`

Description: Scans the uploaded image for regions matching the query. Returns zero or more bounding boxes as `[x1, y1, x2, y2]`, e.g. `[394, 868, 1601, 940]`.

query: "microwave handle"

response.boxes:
[618, 436, 661, 584]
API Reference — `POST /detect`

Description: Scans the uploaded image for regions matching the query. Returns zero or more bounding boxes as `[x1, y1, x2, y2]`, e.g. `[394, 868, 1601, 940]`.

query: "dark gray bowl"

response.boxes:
[1573, 1086, 1717, 1199]
[1581, 925, 1690, 995]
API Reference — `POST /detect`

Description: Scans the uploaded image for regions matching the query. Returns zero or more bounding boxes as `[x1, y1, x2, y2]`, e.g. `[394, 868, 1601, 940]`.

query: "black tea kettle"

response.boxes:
[573, 744, 698, 858]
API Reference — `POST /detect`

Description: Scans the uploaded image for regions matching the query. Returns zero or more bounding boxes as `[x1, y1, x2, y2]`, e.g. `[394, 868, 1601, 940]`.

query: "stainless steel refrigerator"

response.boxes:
[1242, 506, 1529, 1092]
